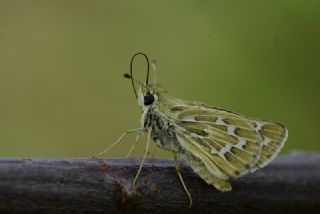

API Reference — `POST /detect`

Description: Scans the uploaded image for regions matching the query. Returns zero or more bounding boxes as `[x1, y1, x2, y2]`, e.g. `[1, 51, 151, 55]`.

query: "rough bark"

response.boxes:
[0, 152, 319, 213]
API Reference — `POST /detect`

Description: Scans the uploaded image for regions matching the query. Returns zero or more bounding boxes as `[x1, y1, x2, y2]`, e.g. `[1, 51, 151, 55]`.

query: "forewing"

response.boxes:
[170, 101, 287, 178]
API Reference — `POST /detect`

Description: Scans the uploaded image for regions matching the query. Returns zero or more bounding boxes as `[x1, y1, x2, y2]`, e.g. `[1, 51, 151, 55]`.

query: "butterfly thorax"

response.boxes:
[138, 84, 181, 152]
[141, 106, 180, 152]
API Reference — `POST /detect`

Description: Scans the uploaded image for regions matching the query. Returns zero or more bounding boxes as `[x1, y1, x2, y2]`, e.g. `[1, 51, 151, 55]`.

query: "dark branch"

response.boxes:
[0, 152, 319, 213]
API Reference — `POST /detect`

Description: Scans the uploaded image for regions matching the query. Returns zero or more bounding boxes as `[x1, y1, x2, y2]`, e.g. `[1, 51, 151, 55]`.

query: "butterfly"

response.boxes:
[96, 53, 288, 207]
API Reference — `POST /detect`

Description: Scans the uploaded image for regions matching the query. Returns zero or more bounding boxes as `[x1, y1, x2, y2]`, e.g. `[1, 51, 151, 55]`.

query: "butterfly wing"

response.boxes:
[168, 101, 287, 191]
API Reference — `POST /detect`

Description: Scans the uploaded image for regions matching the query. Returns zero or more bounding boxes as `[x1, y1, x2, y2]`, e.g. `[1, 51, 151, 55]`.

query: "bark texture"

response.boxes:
[0, 152, 319, 213]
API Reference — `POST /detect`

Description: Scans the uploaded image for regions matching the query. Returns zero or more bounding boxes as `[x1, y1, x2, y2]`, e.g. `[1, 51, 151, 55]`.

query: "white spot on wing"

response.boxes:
[211, 147, 218, 154]
[255, 122, 264, 131]
[216, 117, 226, 125]
[261, 137, 272, 146]
[235, 137, 246, 149]
[227, 126, 236, 135]
[220, 144, 231, 155]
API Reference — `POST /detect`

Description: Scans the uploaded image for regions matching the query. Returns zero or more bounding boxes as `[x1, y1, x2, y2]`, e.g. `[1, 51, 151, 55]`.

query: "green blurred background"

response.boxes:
[0, 0, 319, 158]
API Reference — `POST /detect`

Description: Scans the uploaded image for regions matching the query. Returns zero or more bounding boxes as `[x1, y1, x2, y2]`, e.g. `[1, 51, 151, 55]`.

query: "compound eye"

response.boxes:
[144, 93, 155, 106]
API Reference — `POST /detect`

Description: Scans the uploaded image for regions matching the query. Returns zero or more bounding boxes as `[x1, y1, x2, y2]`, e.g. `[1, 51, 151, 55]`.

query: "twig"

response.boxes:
[0, 152, 319, 213]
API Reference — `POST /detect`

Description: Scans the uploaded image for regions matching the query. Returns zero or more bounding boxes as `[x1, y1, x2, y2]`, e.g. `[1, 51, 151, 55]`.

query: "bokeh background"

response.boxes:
[0, 0, 319, 158]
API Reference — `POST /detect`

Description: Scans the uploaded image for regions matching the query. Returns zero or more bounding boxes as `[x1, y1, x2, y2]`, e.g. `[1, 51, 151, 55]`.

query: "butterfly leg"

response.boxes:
[133, 128, 151, 189]
[126, 133, 143, 158]
[173, 153, 192, 208]
[95, 128, 146, 157]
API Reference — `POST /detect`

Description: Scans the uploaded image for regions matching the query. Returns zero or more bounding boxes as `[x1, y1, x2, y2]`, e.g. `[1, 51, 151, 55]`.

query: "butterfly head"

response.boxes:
[124, 53, 161, 110]
[137, 84, 158, 109]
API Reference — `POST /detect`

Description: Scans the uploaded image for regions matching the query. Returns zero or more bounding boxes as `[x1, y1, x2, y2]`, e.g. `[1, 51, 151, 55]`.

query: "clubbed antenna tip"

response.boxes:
[123, 73, 132, 79]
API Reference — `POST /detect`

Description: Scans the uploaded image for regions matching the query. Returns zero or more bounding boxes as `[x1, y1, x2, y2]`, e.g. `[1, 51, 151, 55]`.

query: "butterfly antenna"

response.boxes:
[126, 53, 150, 98]
[123, 73, 148, 90]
